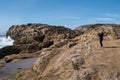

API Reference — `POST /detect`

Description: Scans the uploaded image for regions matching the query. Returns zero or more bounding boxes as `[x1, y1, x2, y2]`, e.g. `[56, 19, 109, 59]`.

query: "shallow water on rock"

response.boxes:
[0, 58, 37, 78]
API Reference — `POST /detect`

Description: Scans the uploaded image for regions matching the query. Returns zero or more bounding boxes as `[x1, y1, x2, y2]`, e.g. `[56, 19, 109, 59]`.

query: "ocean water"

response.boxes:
[0, 33, 14, 48]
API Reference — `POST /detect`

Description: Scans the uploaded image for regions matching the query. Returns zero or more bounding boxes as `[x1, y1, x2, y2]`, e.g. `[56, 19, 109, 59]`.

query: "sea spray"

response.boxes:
[0, 34, 14, 48]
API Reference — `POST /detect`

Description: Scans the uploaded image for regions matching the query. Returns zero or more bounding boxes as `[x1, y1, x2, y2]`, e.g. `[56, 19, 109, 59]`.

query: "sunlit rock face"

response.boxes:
[12, 24, 120, 80]
[6, 23, 77, 53]
[75, 24, 120, 40]
[6, 23, 77, 40]
[1, 23, 120, 80]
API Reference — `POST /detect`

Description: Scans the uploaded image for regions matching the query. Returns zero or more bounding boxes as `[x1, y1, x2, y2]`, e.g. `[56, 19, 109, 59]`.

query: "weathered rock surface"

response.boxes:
[76, 24, 120, 40]
[15, 40, 120, 80]
[6, 23, 77, 41]
[0, 23, 120, 80]
[6, 23, 77, 53]
[4, 53, 38, 63]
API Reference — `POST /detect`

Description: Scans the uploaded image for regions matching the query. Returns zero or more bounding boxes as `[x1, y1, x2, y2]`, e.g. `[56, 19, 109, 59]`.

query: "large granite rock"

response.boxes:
[6, 23, 77, 53]
[16, 38, 120, 80]
[1, 23, 120, 80]
[6, 23, 77, 41]
[6, 23, 120, 53]
[75, 24, 120, 40]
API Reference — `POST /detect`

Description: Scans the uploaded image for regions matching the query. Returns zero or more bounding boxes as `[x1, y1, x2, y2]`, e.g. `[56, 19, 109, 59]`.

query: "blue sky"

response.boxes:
[0, 0, 120, 33]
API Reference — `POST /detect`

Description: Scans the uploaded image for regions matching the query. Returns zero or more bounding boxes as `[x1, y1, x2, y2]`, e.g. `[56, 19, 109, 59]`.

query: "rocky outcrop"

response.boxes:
[0, 46, 21, 59]
[6, 23, 77, 41]
[1, 23, 120, 80]
[6, 23, 120, 53]
[16, 36, 120, 80]
[6, 23, 77, 53]
[4, 53, 38, 63]
[75, 24, 120, 40]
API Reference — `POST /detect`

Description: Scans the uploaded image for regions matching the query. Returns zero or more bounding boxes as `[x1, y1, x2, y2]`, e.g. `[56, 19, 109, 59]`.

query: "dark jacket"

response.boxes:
[98, 32, 104, 41]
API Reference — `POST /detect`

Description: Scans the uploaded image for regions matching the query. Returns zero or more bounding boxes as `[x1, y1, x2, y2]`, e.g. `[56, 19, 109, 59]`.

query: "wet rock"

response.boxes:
[0, 59, 5, 67]
[0, 77, 12, 80]
[0, 46, 21, 59]
[4, 53, 38, 63]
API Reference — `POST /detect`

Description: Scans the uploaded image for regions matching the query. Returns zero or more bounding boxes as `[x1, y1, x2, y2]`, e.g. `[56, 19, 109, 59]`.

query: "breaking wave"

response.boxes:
[0, 34, 14, 48]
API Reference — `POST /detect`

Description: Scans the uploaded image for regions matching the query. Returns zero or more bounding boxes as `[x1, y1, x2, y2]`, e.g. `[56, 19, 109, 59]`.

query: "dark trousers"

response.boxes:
[99, 39, 103, 47]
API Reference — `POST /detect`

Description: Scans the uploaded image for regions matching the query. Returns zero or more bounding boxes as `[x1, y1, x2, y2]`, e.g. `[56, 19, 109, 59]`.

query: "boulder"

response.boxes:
[0, 46, 21, 59]
[6, 23, 77, 53]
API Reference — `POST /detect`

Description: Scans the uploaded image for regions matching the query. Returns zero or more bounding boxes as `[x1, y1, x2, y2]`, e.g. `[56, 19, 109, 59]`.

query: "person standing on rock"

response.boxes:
[98, 31, 104, 47]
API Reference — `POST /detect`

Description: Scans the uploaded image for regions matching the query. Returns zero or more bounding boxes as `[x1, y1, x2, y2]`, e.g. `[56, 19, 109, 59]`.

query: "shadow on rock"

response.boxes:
[103, 46, 119, 48]
[0, 46, 21, 59]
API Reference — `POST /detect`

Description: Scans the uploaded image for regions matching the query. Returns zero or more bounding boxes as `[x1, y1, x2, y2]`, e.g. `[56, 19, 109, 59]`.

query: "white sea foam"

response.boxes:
[0, 35, 14, 48]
